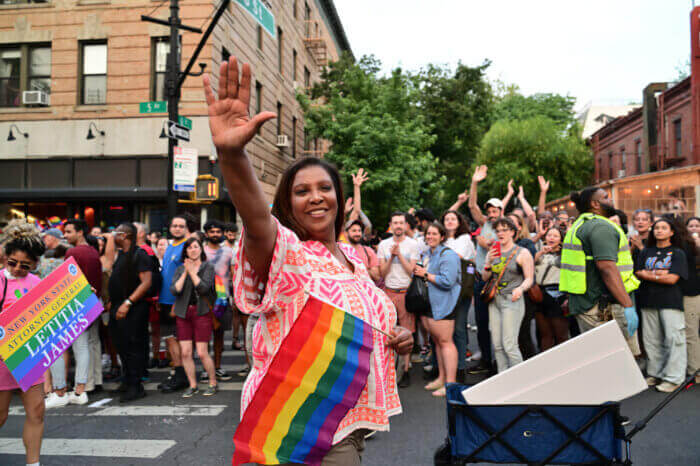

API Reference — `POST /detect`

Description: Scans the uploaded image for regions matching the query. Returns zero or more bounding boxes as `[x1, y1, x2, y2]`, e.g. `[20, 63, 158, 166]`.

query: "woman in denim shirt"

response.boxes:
[414, 222, 461, 397]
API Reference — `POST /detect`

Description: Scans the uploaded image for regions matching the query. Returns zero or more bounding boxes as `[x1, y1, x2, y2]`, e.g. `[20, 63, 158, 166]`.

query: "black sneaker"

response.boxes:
[398, 372, 411, 388]
[620, 415, 631, 426]
[119, 385, 146, 403]
[236, 366, 250, 377]
[200, 371, 210, 382]
[113, 382, 128, 393]
[215, 368, 232, 381]
[160, 375, 188, 393]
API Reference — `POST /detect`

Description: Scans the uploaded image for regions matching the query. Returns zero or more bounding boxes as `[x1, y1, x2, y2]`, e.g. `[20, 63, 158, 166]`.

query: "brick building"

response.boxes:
[0, 0, 351, 231]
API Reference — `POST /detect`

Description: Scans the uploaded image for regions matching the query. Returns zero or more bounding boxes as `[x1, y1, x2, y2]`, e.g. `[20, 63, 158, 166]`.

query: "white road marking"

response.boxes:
[0, 438, 176, 458]
[92, 404, 227, 416]
[10, 404, 229, 417]
[102, 381, 243, 391]
[148, 363, 247, 373]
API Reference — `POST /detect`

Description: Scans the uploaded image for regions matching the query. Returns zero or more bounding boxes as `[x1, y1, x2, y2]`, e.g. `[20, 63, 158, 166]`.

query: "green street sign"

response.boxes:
[139, 101, 167, 113]
[236, 0, 275, 38]
[178, 116, 192, 130]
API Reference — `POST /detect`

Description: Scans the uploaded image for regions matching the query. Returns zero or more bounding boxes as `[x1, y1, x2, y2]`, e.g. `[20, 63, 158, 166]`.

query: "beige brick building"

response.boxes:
[0, 0, 351, 231]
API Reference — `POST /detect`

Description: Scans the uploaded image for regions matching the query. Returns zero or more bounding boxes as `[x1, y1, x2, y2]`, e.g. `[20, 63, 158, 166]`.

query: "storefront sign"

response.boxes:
[173, 147, 198, 192]
[0, 258, 103, 391]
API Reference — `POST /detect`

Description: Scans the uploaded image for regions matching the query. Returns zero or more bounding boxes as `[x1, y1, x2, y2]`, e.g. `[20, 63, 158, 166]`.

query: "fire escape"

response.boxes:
[302, 20, 329, 157]
[303, 20, 329, 70]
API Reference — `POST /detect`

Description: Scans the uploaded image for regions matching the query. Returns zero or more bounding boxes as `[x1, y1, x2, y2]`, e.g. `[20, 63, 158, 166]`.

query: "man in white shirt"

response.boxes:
[378, 212, 420, 387]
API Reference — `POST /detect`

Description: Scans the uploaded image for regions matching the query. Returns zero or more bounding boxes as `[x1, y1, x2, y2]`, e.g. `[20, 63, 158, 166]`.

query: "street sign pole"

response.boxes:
[165, 0, 181, 219]
[143, 0, 230, 219]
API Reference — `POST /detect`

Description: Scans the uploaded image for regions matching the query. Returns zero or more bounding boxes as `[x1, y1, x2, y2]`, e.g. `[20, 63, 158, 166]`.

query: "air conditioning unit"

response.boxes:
[22, 90, 49, 106]
[617, 169, 626, 178]
[276, 134, 290, 147]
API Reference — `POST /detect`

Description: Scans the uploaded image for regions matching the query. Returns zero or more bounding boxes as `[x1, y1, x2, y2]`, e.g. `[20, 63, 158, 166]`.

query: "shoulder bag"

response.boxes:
[527, 263, 553, 304]
[480, 248, 518, 304]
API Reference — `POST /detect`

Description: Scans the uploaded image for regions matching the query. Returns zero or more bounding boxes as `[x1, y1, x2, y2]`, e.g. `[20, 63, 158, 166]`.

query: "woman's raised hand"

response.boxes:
[203, 57, 277, 157]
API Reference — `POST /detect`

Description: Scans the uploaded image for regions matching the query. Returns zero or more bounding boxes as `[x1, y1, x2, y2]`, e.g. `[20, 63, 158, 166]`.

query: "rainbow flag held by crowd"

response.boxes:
[213, 275, 228, 318]
[0, 257, 103, 391]
[232, 295, 373, 466]
[47, 216, 63, 228]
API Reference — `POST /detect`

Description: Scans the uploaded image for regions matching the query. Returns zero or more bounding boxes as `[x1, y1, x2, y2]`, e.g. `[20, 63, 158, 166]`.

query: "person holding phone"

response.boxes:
[533, 228, 568, 350]
[481, 217, 534, 373]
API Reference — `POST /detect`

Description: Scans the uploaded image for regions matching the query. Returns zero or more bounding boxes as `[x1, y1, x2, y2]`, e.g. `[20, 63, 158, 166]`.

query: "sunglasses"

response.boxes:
[6, 259, 33, 271]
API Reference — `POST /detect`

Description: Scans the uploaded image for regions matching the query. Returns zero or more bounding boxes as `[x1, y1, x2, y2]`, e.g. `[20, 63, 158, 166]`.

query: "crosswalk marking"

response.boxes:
[0, 438, 176, 458]
[9, 404, 229, 417]
[102, 381, 243, 391]
[148, 363, 247, 373]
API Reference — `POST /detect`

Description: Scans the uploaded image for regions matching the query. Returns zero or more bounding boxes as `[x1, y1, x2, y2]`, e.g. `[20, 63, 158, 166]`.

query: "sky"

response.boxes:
[333, 0, 693, 111]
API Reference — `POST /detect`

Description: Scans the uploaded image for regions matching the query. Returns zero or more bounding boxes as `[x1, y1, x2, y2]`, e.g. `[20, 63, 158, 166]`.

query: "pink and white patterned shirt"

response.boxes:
[232, 217, 402, 444]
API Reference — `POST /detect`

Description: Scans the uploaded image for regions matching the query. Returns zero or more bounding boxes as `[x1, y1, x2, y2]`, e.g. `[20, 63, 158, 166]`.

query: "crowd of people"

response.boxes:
[0, 55, 697, 465]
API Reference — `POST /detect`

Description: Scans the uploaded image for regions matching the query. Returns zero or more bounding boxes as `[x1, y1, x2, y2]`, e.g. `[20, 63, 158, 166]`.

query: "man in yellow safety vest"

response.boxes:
[560, 187, 640, 351]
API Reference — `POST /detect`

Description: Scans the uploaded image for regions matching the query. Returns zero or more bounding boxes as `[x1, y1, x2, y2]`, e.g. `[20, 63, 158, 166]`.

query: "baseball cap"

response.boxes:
[43, 228, 63, 239]
[485, 198, 503, 209]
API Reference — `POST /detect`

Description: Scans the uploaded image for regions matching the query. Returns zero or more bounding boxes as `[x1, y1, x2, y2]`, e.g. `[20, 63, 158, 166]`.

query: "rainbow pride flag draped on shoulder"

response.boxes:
[232, 295, 373, 466]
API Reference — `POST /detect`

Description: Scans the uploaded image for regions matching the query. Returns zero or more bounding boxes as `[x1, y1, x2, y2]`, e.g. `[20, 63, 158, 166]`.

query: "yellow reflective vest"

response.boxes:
[559, 213, 640, 295]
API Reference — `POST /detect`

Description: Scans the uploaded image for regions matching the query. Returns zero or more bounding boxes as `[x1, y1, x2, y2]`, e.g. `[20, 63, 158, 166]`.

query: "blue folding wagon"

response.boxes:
[434, 373, 697, 466]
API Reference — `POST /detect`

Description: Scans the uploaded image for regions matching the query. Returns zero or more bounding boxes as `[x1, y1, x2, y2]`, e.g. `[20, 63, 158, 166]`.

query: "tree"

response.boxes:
[493, 92, 577, 130]
[473, 117, 593, 203]
[415, 62, 495, 210]
[299, 54, 438, 225]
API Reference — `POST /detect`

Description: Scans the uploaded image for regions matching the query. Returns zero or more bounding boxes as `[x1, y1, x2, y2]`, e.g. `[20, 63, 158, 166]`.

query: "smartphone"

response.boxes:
[492, 241, 501, 258]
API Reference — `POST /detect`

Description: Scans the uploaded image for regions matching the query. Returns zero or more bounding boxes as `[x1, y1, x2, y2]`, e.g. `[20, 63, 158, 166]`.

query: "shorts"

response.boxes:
[159, 303, 177, 339]
[431, 305, 457, 321]
[176, 306, 213, 343]
[384, 288, 415, 333]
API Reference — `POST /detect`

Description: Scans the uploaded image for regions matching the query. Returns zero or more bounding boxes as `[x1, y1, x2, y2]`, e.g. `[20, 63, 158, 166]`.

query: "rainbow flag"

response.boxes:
[0, 257, 103, 391]
[47, 216, 63, 228]
[232, 296, 373, 465]
[213, 275, 228, 318]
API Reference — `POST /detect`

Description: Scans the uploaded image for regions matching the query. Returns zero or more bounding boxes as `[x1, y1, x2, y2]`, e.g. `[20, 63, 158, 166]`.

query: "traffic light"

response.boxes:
[195, 175, 219, 202]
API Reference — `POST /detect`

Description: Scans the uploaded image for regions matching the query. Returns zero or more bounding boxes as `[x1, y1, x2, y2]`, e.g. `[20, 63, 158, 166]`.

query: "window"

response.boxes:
[0, 0, 49, 4]
[292, 49, 297, 82]
[276, 101, 282, 136]
[304, 2, 311, 20]
[597, 158, 602, 181]
[257, 26, 263, 51]
[277, 27, 283, 75]
[304, 66, 310, 89]
[304, 128, 309, 151]
[255, 81, 262, 134]
[608, 152, 613, 180]
[292, 116, 297, 158]
[674, 119, 682, 157]
[293, 0, 297, 19]
[635, 139, 642, 174]
[0, 44, 51, 107]
[222, 47, 230, 63]
[151, 38, 169, 101]
[0, 48, 21, 107]
[620, 146, 626, 173]
[80, 42, 107, 105]
[28, 47, 51, 93]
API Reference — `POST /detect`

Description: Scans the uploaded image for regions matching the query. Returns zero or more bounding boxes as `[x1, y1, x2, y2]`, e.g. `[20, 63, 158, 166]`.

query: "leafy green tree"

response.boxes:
[493, 92, 577, 130]
[299, 54, 438, 225]
[415, 62, 495, 210]
[473, 117, 593, 203]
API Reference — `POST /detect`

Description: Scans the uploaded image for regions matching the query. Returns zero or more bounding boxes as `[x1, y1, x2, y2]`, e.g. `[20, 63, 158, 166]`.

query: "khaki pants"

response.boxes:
[684, 295, 700, 376]
[276, 429, 366, 466]
[575, 303, 641, 356]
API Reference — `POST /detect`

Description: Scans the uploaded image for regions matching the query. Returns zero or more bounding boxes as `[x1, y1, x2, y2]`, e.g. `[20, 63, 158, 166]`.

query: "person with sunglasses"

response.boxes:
[0, 220, 47, 466]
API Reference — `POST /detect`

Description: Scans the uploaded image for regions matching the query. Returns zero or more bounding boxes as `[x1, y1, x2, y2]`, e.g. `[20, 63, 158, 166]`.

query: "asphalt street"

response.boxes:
[0, 332, 698, 466]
